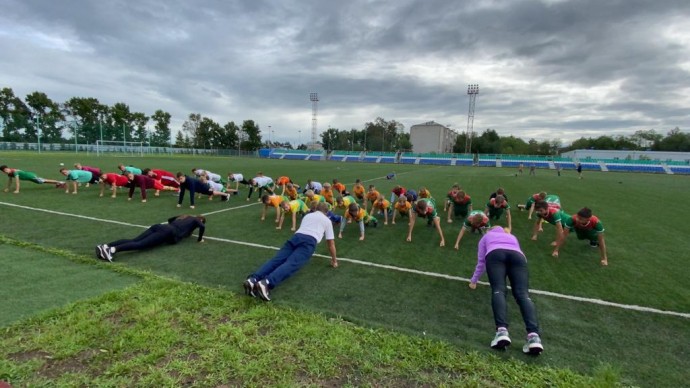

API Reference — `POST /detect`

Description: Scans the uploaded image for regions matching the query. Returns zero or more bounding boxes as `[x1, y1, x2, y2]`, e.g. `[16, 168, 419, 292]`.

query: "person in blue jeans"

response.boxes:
[469, 226, 544, 355]
[244, 202, 338, 301]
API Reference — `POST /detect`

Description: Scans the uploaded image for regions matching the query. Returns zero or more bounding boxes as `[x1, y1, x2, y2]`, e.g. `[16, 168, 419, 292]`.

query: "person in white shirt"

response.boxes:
[303, 179, 323, 194]
[244, 202, 338, 301]
[227, 172, 250, 191]
[192, 168, 224, 185]
[247, 175, 275, 201]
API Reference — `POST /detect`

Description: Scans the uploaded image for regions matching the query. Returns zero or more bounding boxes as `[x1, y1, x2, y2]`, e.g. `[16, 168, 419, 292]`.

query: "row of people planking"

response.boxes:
[1, 163, 607, 266]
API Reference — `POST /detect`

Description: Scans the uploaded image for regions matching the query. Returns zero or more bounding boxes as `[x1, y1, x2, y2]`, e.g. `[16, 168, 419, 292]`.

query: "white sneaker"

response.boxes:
[523, 333, 544, 355]
[102, 244, 114, 262]
[490, 329, 511, 349]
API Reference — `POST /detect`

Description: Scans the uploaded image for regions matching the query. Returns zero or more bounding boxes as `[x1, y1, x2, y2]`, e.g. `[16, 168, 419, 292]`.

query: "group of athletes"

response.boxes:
[246, 173, 608, 266]
[2, 162, 611, 355]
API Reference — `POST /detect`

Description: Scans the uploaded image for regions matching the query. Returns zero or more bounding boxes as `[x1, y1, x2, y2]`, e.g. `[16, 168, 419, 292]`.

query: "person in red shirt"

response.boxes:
[99, 173, 130, 198]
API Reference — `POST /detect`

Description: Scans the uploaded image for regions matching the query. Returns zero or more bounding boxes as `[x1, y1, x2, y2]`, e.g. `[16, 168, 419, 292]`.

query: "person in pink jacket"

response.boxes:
[469, 226, 543, 355]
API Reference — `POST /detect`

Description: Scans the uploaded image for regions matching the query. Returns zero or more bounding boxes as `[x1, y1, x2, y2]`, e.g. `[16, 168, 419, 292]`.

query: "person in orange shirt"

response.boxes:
[372, 194, 392, 225]
[365, 184, 380, 213]
[320, 182, 336, 205]
[340, 203, 377, 240]
[283, 182, 299, 200]
[261, 194, 288, 223]
[351, 178, 365, 203]
[332, 179, 347, 195]
[418, 186, 432, 199]
[277, 176, 298, 195]
[391, 195, 412, 225]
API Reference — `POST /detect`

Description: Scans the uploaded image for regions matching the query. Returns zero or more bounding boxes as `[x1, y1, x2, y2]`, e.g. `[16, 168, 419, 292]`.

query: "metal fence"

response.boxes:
[0, 142, 258, 157]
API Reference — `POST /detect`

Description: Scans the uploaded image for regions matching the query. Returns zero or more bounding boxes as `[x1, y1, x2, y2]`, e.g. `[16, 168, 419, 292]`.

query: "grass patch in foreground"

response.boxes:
[0, 277, 611, 387]
[0, 242, 140, 327]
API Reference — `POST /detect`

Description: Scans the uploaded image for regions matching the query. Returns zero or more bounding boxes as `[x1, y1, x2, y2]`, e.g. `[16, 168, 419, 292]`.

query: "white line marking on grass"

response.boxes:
[201, 201, 260, 216]
[2, 200, 688, 320]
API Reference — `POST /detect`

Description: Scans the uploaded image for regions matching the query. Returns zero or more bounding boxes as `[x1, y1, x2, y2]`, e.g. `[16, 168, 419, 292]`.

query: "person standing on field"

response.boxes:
[244, 202, 338, 301]
[468, 226, 544, 355]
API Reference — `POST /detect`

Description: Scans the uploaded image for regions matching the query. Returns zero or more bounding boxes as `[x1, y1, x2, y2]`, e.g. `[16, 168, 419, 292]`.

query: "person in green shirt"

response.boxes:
[1, 165, 64, 193]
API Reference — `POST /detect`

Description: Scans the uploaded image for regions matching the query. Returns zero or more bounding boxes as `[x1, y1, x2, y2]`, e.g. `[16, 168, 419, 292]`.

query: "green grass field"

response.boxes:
[1, 151, 689, 387]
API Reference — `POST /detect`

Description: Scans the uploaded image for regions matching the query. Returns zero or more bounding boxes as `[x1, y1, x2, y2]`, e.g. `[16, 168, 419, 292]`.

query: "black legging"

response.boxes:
[108, 224, 175, 252]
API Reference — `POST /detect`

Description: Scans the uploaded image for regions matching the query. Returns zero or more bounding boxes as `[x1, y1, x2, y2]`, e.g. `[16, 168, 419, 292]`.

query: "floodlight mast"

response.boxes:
[465, 84, 479, 155]
[310, 92, 318, 150]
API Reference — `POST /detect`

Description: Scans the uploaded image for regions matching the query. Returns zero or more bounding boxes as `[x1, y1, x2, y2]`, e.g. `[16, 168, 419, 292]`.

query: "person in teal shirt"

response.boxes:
[60, 168, 93, 194]
[118, 163, 142, 175]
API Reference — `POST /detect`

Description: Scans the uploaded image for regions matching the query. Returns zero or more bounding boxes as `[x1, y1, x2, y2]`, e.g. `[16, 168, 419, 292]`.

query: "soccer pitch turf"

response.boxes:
[1, 152, 689, 386]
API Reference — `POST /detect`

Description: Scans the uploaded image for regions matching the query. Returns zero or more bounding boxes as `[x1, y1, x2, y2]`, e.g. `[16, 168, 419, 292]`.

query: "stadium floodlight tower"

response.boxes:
[309, 92, 318, 150]
[465, 84, 479, 154]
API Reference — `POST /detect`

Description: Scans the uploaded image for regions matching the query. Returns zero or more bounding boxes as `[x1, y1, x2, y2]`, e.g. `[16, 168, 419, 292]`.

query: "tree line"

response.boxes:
[2, 87, 687, 153]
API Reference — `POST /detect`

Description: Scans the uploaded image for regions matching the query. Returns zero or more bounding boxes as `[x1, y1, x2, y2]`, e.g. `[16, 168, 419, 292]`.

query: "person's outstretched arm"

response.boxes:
[327, 239, 338, 268]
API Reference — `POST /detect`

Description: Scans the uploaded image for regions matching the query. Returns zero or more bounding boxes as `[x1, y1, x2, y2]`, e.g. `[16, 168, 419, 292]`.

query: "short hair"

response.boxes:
[305, 189, 314, 197]
[534, 201, 549, 211]
[538, 191, 547, 200]
[348, 203, 359, 213]
[261, 194, 271, 204]
[577, 207, 592, 218]
[496, 187, 505, 195]
[315, 202, 330, 213]
[0, 165, 7, 171]
[416, 200, 427, 212]
[495, 195, 505, 203]
[176, 172, 185, 178]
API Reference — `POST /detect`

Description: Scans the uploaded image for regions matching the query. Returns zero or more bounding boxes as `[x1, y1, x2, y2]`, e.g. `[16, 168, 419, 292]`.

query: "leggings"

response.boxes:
[108, 224, 175, 253]
[485, 249, 539, 334]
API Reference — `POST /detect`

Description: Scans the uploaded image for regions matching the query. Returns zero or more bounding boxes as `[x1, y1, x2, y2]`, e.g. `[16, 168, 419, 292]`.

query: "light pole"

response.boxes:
[73, 121, 78, 154]
[298, 130, 302, 148]
[268, 125, 272, 148]
[34, 112, 41, 154]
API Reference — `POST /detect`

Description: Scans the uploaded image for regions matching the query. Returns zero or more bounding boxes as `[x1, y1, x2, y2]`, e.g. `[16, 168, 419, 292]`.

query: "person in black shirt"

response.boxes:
[95, 215, 206, 262]
[176, 173, 230, 208]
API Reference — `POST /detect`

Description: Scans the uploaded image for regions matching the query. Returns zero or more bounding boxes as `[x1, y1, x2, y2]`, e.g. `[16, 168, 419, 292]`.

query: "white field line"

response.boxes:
[2, 200, 688, 320]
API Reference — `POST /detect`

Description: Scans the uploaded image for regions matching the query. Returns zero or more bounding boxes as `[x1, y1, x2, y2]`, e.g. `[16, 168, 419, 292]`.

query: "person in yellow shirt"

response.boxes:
[261, 194, 288, 223]
[340, 203, 377, 240]
[277, 199, 309, 231]
[372, 194, 392, 225]
[335, 195, 357, 217]
[391, 195, 412, 225]
[303, 189, 326, 206]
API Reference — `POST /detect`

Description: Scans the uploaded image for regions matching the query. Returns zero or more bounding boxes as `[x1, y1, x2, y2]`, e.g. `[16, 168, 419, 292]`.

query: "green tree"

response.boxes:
[241, 120, 262, 151]
[222, 121, 240, 150]
[25, 91, 64, 143]
[64, 97, 106, 143]
[500, 136, 529, 154]
[0, 87, 31, 141]
[131, 112, 149, 143]
[150, 110, 172, 147]
[181, 113, 202, 147]
[654, 127, 690, 151]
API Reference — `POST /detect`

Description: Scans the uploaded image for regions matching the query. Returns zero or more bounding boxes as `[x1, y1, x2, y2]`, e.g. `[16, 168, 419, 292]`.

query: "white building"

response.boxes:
[410, 121, 458, 153]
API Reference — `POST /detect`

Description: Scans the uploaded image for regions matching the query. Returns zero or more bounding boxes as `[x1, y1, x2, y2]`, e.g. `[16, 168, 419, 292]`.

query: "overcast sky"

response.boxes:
[2, 0, 689, 146]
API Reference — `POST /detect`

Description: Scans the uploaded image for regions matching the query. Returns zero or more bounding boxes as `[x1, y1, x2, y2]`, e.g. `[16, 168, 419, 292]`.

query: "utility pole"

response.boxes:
[465, 84, 479, 154]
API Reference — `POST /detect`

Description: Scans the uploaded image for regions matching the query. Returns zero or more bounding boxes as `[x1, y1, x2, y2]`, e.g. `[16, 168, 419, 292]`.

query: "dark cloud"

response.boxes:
[1, 0, 688, 144]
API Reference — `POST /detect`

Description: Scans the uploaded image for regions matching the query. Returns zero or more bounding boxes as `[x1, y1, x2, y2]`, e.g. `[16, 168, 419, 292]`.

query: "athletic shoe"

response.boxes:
[220, 194, 229, 202]
[589, 240, 599, 247]
[102, 244, 113, 262]
[254, 279, 271, 301]
[372, 218, 378, 228]
[490, 328, 511, 350]
[243, 278, 257, 297]
[55, 181, 66, 188]
[523, 333, 544, 355]
[95, 245, 105, 260]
